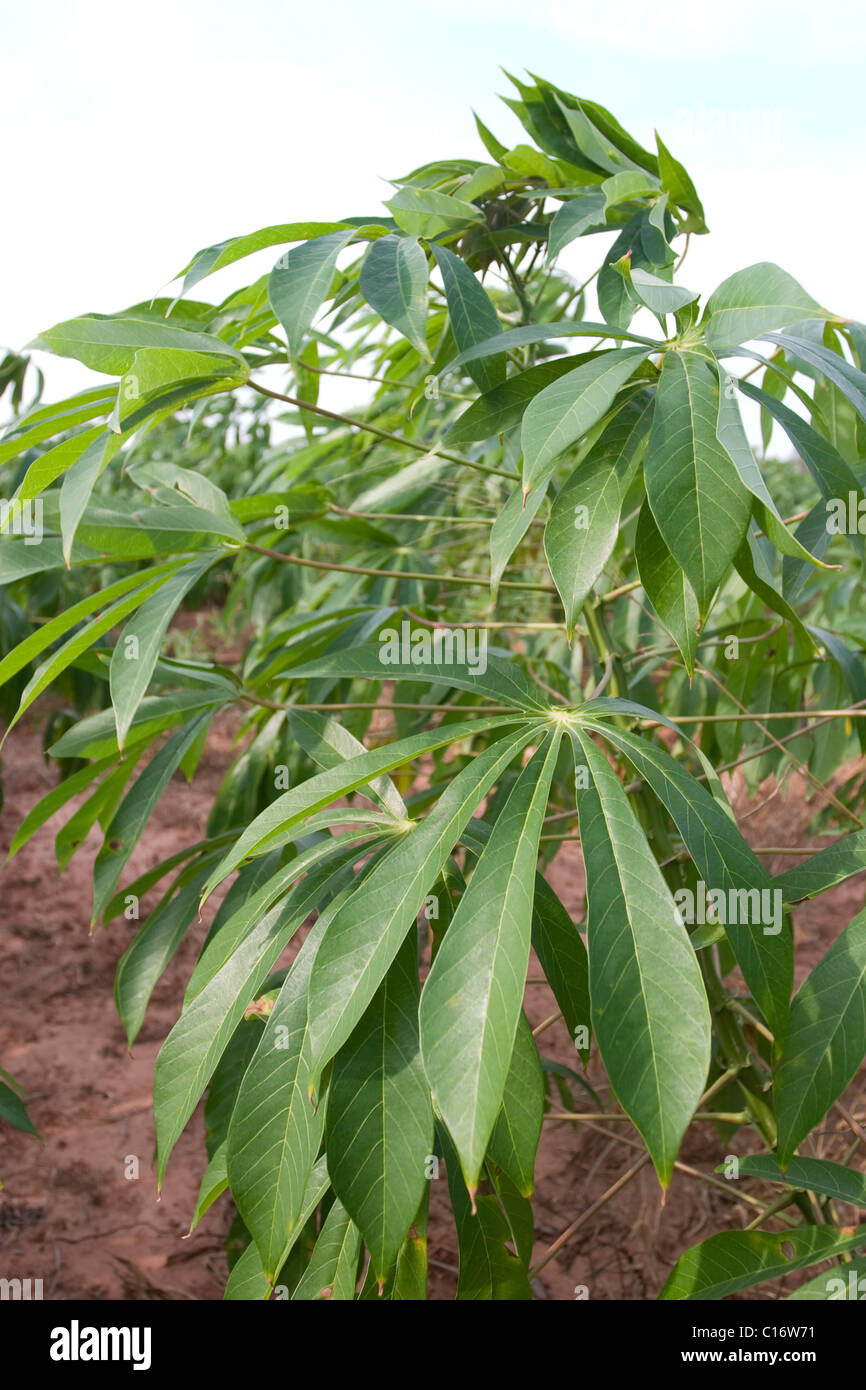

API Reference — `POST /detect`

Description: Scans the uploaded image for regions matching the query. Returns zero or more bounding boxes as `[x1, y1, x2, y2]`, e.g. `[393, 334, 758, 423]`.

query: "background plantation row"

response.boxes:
[2, 73, 866, 1300]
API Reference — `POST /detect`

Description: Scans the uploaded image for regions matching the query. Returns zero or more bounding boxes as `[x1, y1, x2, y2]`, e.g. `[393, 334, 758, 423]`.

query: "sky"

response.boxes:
[2, 0, 864, 407]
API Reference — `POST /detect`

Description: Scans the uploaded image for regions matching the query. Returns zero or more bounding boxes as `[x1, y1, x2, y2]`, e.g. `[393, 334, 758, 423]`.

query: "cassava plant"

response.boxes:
[3, 71, 866, 1301]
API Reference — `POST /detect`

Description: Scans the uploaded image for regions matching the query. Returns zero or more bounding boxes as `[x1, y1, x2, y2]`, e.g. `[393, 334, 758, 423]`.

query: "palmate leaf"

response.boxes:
[582, 718, 793, 1037]
[440, 320, 661, 379]
[420, 733, 561, 1193]
[306, 726, 539, 1082]
[764, 330, 866, 420]
[447, 356, 588, 445]
[643, 350, 751, 619]
[198, 714, 528, 904]
[659, 1225, 866, 1300]
[571, 728, 711, 1186]
[774, 905, 866, 1165]
[287, 641, 549, 711]
[325, 929, 432, 1284]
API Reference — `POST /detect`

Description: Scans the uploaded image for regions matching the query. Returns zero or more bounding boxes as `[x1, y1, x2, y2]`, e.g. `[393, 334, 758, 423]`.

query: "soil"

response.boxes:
[1, 708, 864, 1302]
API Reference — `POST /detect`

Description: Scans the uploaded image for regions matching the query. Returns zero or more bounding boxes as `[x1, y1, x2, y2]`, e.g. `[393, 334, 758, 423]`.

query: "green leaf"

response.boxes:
[544, 394, 652, 635]
[189, 1141, 228, 1233]
[630, 268, 698, 317]
[774, 829, 866, 903]
[583, 720, 792, 1039]
[175, 222, 354, 296]
[32, 314, 244, 376]
[420, 733, 560, 1193]
[0, 1079, 37, 1135]
[655, 131, 707, 234]
[288, 641, 549, 712]
[115, 859, 216, 1044]
[442, 319, 660, 377]
[226, 880, 351, 1279]
[764, 330, 866, 420]
[702, 264, 823, 351]
[49, 691, 229, 760]
[774, 905, 866, 1165]
[635, 500, 699, 676]
[290, 1198, 360, 1301]
[2, 568, 181, 748]
[430, 244, 504, 394]
[571, 728, 711, 1186]
[487, 1012, 544, 1196]
[446, 357, 584, 444]
[267, 230, 356, 360]
[659, 1225, 866, 1300]
[731, 1153, 866, 1208]
[325, 930, 432, 1282]
[307, 726, 538, 1081]
[716, 378, 830, 568]
[530, 877, 590, 1063]
[91, 714, 212, 924]
[60, 431, 121, 564]
[386, 187, 484, 239]
[360, 235, 430, 358]
[786, 1258, 866, 1300]
[442, 1130, 531, 1299]
[643, 351, 751, 619]
[547, 191, 607, 259]
[109, 553, 218, 750]
[7, 754, 116, 859]
[0, 560, 179, 694]
[489, 484, 547, 601]
[521, 347, 649, 492]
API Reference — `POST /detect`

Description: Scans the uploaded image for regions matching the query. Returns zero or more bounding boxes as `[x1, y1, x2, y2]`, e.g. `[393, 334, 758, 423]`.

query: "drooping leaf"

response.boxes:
[360, 235, 430, 358]
[268, 230, 356, 360]
[325, 930, 432, 1282]
[420, 733, 561, 1193]
[571, 728, 711, 1186]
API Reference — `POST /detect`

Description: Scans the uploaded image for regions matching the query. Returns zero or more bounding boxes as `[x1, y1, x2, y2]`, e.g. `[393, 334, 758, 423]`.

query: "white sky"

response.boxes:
[3, 0, 864, 411]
